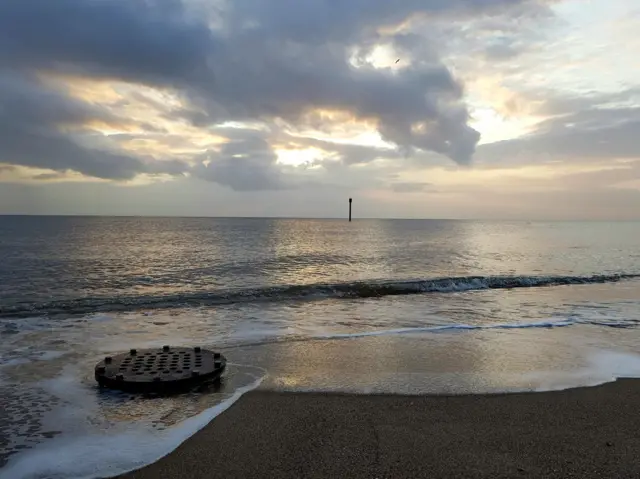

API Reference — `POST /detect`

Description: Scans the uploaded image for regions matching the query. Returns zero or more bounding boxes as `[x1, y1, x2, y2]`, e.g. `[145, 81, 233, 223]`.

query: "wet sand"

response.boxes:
[116, 379, 640, 479]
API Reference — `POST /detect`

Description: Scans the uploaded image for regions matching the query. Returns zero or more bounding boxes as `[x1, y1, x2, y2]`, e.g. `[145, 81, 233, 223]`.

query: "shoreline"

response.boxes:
[116, 379, 640, 478]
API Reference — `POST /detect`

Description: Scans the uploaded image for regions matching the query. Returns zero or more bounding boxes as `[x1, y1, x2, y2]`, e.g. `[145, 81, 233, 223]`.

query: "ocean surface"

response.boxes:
[1, 216, 640, 478]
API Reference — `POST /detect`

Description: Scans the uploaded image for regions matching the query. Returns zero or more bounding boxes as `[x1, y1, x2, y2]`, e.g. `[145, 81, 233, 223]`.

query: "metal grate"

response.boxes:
[95, 346, 226, 392]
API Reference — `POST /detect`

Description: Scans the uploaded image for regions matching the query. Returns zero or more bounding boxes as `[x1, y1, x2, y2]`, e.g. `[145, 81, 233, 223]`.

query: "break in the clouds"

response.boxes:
[0, 0, 639, 219]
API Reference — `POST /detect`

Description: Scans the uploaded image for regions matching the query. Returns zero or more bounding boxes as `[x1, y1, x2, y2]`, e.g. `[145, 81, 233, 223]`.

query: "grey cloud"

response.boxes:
[390, 182, 432, 193]
[483, 41, 522, 61]
[533, 88, 640, 117]
[0, 0, 211, 85]
[0, 73, 115, 127]
[2, 120, 184, 180]
[226, 0, 546, 45]
[390, 33, 441, 63]
[0, 73, 188, 180]
[448, 185, 640, 221]
[31, 173, 64, 181]
[549, 162, 640, 189]
[476, 87, 640, 167]
[478, 94, 640, 165]
[492, 185, 640, 220]
[0, 0, 548, 187]
[182, 36, 480, 164]
[192, 132, 287, 191]
[413, 3, 553, 79]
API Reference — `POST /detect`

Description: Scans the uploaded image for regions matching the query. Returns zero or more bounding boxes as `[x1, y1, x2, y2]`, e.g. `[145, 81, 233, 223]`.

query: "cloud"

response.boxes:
[31, 173, 65, 181]
[526, 87, 640, 117]
[224, 0, 544, 45]
[390, 182, 432, 193]
[192, 130, 287, 191]
[0, 0, 212, 84]
[0, 0, 552, 189]
[0, 73, 188, 180]
[178, 36, 480, 164]
[477, 89, 640, 165]
[483, 41, 523, 61]
[276, 134, 398, 166]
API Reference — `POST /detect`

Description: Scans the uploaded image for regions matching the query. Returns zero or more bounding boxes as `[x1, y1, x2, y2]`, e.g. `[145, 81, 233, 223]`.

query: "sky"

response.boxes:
[0, 0, 638, 219]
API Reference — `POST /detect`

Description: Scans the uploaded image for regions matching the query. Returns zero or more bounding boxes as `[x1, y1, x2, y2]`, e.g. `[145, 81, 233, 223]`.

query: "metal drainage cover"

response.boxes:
[95, 346, 226, 393]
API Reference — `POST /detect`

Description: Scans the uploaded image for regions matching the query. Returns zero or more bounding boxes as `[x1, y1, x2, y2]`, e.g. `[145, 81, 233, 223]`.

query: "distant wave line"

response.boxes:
[1, 273, 638, 319]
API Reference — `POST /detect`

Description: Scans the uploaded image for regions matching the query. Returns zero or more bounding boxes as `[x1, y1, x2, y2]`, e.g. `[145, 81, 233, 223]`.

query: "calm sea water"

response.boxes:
[1, 216, 640, 478]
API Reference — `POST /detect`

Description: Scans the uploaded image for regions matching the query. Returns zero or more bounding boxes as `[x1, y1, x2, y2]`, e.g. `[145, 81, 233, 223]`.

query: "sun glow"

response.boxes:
[469, 107, 542, 145]
[275, 147, 329, 166]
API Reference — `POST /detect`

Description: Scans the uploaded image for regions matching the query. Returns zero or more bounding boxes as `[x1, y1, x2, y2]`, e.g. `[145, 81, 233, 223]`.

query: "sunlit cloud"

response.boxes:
[0, 164, 108, 184]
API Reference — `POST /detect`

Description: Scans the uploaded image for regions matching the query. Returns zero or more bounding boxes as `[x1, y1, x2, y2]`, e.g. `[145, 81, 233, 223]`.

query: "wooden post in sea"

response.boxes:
[349, 198, 352, 222]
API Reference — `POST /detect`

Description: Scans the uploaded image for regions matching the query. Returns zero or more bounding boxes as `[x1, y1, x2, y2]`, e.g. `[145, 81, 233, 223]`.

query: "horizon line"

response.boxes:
[0, 214, 639, 222]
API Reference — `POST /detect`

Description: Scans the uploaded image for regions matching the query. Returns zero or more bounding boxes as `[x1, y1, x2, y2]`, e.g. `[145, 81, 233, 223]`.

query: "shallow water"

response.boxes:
[1, 217, 640, 478]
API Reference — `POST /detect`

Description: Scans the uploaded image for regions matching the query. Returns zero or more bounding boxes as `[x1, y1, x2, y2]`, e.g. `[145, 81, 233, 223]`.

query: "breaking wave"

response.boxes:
[1, 273, 638, 319]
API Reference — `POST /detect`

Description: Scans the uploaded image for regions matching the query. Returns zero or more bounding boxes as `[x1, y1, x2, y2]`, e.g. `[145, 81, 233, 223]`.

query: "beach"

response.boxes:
[3, 218, 640, 478]
[2, 0, 640, 471]
[118, 379, 640, 479]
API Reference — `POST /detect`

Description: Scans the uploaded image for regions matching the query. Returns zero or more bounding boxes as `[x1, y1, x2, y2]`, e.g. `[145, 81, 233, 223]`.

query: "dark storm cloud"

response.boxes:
[225, 0, 548, 45]
[0, 0, 548, 185]
[0, 0, 211, 84]
[0, 73, 113, 127]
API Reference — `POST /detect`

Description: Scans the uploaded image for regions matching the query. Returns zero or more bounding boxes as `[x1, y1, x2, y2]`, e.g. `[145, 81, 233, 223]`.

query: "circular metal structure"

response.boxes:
[95, 346, 226, 393]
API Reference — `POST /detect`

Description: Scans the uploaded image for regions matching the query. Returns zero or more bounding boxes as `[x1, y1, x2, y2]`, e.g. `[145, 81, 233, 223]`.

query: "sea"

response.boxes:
[1, 216, 640, 478]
